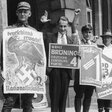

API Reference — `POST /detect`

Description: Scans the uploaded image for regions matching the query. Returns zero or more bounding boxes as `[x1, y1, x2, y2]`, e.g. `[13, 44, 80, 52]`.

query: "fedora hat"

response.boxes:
[101, 30, 112, 37]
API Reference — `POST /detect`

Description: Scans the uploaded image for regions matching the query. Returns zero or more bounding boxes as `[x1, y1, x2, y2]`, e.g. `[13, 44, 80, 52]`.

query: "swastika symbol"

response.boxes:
[16, 64, 37, 86]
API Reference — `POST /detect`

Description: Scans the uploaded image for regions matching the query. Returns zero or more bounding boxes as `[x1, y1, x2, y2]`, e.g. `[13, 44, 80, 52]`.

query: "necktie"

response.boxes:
[61, 34, 67, 44]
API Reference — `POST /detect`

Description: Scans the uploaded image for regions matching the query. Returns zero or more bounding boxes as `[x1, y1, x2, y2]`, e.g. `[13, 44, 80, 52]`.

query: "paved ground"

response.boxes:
[11, 108, 97, 112]
[0, 100, 100, 112]
[11, 108, 89, 112]
[11, 107, 112, 112]
[0, 100, 112, 112]
[0, 100, 104, 112]
[0, 100, 98, 112]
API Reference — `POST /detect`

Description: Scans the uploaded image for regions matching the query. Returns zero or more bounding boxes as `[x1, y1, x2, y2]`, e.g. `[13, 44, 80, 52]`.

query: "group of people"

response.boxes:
[1, 1, 112, 112]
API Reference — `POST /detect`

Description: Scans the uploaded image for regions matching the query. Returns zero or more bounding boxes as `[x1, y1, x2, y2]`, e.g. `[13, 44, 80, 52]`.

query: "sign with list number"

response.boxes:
[48, 43, 80, 69]
[80, 45, 102, 87]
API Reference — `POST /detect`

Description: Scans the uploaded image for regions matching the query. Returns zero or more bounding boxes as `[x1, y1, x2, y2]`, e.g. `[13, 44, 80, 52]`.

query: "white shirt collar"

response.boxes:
[57, 32, 67, 44]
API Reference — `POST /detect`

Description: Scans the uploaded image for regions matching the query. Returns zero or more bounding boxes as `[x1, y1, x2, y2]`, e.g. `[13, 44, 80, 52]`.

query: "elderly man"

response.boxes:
[97, 30, 112, 112]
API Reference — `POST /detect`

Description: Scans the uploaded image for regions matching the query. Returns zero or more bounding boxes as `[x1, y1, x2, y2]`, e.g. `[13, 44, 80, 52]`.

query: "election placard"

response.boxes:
[48, 43, 80, 69]
[80, 45, 102, 87]
[3, 27, 46, 94]
[96, 54, 112, 99]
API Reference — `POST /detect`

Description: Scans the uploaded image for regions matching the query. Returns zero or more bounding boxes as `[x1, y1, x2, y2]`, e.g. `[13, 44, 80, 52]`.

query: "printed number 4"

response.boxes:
[70, 57, 77, 66]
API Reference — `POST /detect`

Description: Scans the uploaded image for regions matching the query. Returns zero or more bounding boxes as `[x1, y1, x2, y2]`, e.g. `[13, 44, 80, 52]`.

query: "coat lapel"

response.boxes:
[52, 33, 58, 43]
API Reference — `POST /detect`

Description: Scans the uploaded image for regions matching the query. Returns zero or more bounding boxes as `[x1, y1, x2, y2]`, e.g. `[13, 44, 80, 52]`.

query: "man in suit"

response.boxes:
[43, 12, 80, 112]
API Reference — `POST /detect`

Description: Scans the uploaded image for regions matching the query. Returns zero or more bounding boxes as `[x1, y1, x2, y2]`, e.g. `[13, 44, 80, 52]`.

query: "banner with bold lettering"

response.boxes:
[48, 43, 80, 69]
[80, 45, 102, 87]
[3, 27, 46, 94]
[96, 54, 112, 99]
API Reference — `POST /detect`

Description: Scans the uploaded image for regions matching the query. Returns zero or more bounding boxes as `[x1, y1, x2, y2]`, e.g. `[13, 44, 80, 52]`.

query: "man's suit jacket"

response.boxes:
[44, 32, 75, 79]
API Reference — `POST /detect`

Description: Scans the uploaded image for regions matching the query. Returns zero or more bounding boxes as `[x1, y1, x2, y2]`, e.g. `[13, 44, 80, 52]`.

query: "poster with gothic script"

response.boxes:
[80, 45, 102, 87]
[3, 27, 46, 94]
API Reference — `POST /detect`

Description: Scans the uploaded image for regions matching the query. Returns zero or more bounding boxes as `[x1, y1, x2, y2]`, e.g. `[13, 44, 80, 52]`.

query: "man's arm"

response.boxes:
[71, 9, 81, 44]
[71, 9, 81, 33]
[40, 10, 51, 23]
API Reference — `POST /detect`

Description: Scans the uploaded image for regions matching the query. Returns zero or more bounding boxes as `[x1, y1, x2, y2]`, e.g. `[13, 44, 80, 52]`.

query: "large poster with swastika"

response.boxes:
[3, 27, 46, 94]
[80, 45, 102, 87]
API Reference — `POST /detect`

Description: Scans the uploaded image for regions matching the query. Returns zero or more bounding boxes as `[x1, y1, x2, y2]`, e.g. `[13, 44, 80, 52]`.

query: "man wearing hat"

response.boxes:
[74, 24, 96, 112]
[12, 1, 32, 28]
[1, 1, 35, 112]
[97, 30, 112, 112]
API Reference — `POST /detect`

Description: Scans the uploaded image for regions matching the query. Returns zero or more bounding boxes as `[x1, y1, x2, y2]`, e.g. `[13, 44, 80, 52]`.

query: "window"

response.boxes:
[86, 0, 92, 25]
[86, 0, 91, 8]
